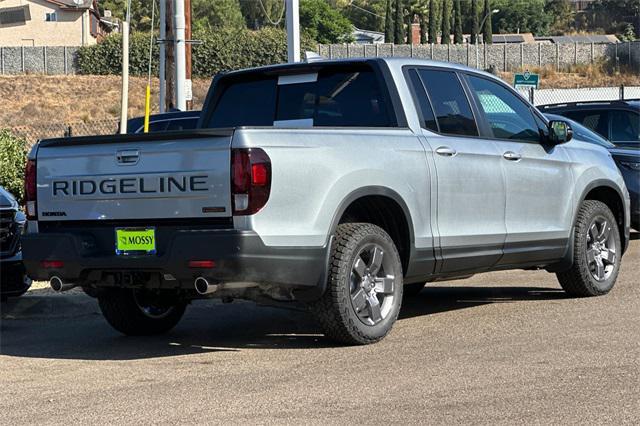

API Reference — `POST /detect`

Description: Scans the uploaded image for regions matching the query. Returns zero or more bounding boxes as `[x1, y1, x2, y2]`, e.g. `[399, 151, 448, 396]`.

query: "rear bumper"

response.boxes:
[22, 229, 329, 296]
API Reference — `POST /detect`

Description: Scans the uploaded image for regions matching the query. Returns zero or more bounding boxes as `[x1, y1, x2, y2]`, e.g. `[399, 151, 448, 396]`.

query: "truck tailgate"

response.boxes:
[35, 130, 233, 221]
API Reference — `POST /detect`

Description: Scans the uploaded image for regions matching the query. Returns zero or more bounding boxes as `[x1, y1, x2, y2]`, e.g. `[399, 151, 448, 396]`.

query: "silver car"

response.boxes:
[22, 58, 631, 344]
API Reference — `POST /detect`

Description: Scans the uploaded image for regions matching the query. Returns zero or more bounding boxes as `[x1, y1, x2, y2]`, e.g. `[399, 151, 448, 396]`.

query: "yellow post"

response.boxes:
[143, 84, 151, 133]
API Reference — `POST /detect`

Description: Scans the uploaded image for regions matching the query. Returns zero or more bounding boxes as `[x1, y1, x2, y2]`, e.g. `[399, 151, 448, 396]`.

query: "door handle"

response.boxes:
[116, 149, 140, 165]
[503, 151, 522, 161]
[435, 146, 457, 157]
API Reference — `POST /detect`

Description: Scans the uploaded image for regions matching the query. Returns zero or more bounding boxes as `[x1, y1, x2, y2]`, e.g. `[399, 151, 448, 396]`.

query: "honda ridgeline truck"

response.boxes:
[22, 58, 631, 344]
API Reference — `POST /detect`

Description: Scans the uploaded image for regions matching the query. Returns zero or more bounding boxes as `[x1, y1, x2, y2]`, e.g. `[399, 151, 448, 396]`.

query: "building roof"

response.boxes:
[41, 0, 93, 10]
[491, 33, 536, 44]
[534, 34, 620, 43]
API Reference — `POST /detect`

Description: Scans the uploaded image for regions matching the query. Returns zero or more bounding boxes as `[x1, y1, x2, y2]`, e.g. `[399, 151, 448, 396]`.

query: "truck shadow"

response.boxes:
[0, 285, 566, 360]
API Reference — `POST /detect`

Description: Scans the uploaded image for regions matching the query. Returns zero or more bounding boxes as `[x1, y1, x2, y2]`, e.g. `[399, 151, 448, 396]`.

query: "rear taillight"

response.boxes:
[231, 148, 271, 215]
[24, 159, 37, 219]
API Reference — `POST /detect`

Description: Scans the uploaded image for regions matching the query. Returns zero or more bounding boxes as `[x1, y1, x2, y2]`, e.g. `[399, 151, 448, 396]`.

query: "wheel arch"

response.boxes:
[327, 186, 415, 275]
[579, 180, 629, 254]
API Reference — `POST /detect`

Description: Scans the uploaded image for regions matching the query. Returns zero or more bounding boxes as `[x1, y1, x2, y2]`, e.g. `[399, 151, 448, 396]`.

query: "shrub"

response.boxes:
[77, 28, 316, 78]
[77, 31, 159, 76]
[0, 129, 28, 204]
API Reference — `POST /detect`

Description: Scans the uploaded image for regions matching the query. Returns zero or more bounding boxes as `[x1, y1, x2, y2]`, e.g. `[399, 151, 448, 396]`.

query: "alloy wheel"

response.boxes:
[586, 216, 617, 282]
[349, 243, 398, 326]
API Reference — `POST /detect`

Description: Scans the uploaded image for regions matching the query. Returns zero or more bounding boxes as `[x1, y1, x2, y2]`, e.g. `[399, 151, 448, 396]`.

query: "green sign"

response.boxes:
[116, 228, 156, 254]
[514, 71, 539, 89]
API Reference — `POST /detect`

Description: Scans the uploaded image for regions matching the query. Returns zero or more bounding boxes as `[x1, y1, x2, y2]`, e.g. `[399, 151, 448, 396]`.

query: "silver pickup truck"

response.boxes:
[22, 58, 630, 345]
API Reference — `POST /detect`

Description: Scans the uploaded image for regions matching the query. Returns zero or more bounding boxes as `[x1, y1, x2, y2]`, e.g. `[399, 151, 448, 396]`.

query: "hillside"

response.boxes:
[0, 75, 212, 127]
[1, 68, 639, 130]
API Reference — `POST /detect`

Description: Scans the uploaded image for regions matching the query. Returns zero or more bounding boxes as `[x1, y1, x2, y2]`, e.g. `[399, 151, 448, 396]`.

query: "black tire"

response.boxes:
[310, 223, 404, 345]
[98, 288, 187, 336]
[403, 282, 425, 297]
[557, 200, 621, 297]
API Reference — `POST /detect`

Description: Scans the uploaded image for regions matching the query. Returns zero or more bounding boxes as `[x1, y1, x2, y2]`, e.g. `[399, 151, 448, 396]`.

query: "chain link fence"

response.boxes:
[10, 119, 119, 149]
[517, 85, 640, 106]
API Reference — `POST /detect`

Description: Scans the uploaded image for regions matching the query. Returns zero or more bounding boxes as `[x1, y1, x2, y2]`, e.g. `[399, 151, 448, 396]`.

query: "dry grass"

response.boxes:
[0, 67, 639, 128]
[0, 75, 212, 127]
[500, 64, 640, 89]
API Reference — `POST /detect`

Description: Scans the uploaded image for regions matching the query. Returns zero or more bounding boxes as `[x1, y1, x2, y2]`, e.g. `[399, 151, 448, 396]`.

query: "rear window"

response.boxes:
[205, 65, 393, 128]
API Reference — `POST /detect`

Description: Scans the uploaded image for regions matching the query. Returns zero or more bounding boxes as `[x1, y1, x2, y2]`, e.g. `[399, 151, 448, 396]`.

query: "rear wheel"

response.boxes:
[557, 200, 621, 297]
[98, 288, 187, 335]
[310, 223, 403, 345]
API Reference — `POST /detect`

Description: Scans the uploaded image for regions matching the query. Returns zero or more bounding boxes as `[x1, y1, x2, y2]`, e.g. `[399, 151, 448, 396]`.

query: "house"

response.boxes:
[0, 0, 108, 46]
[352, 27, 385, 44]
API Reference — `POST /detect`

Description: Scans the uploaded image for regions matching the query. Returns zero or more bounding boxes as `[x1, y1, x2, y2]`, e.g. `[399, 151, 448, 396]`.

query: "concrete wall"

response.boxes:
[317, 41, 640, 72]
[0, 46, 79, 74]
[0, 0, 95, 47]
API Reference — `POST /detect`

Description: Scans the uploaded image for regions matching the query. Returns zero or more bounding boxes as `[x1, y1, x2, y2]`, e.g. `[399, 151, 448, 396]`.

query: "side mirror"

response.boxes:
[548, 120, 573, 144]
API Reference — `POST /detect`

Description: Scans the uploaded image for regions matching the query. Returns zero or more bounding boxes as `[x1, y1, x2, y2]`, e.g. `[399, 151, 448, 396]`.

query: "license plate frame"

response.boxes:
[115, 227, 157, 256]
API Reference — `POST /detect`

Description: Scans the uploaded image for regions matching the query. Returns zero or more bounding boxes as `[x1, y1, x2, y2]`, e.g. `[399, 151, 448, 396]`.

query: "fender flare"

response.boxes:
[325, 185, 416, 247]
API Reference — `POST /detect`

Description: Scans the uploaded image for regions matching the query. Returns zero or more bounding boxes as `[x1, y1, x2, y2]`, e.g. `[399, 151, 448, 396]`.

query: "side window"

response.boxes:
[406, 69, 438, 132]
[467, 75, 541, 142]
[564, 110, 609, 139]
[610, 110, 640, 142]
[417, 69, 478, 137]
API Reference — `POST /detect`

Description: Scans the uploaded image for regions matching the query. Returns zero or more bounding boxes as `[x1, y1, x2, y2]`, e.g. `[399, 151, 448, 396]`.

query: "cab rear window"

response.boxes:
[205, 65, 394, 128]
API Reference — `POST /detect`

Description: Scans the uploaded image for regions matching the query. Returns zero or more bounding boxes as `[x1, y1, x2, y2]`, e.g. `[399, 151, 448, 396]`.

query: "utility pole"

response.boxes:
[184, 0, 192, 110]
[165, 0, 175, 111]
[174, 0, 186, 111]
[285, 0, 300, 63]
[159, 0, 166, 113]
[119, 0, 131, 133]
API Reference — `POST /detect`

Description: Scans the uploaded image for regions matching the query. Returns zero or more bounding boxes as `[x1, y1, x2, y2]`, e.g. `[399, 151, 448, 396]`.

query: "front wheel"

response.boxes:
[557, 200, 622, 297]
[310, 223, 404, 345]
[98, 288, 187, 335]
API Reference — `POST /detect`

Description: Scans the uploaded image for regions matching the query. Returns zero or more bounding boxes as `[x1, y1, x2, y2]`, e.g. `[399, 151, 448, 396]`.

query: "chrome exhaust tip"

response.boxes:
[50, 276, 76, 293]
[194, 276, 218, 295]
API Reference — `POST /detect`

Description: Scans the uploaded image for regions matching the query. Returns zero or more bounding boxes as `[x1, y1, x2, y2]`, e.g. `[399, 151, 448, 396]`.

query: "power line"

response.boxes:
[348, 1, 384, 20]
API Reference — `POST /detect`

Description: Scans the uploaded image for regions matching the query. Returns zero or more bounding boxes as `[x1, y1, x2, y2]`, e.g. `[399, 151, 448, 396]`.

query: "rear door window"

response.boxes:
[406, 68, 439, 132]
[416, 69, 478, 137]
[563, 110, 609, 139]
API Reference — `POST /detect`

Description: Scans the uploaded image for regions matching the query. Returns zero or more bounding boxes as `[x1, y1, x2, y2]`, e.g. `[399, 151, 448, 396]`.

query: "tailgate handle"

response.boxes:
[116, 150, 140, 165]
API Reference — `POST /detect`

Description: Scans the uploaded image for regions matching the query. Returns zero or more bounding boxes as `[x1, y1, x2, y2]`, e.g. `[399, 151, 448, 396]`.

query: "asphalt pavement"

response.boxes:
[1, 233, 639, 424]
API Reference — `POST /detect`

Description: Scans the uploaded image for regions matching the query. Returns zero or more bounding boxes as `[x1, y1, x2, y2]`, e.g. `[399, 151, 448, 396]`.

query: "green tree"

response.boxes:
[491, 0, 551, 36]
[192, 0, 246, 31]
[99, 0, 153, 31]
[394, 0, 404, 43]
[441, 0, 450, 44]
[300, 0, 354, 44]
[545, 0, 574, 35]
[482, 0, 492, 43]
[428, 0, 437, 43]
[239, 0, 285, 29]
[453, 0, 463, 43]
[406, 12, 414, 44]
[343, 0, 386, 33]
[470, 0, 479, 44]
[419, 13, 428, 43]
[0, 130, 27, 204]
[385, 0, 395, 42]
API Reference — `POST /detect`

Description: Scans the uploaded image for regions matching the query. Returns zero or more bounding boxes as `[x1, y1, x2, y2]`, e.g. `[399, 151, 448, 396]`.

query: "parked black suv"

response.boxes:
[540, 100, 640, 148]
[1, 187, 31, 301]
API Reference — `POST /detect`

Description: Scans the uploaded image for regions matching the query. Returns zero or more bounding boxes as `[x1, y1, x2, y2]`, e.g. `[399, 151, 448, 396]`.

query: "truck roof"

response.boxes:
[222, 57, 498, 81]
